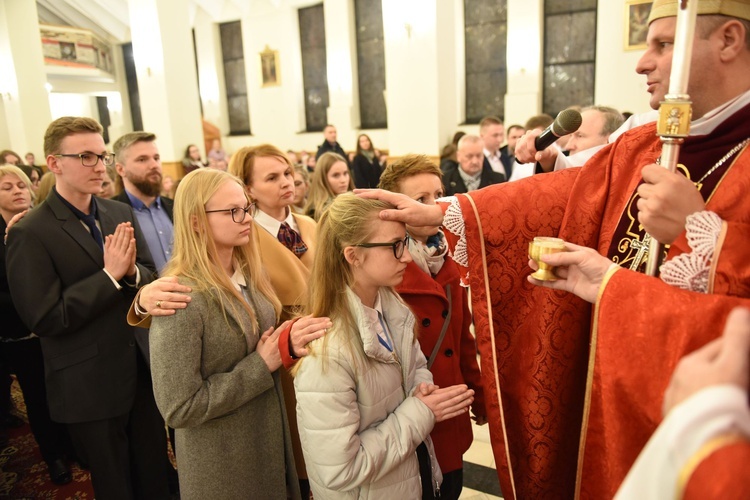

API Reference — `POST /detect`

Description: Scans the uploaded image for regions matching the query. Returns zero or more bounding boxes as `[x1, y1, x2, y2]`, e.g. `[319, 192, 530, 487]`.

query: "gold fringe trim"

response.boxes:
[464, 193, 517, 500]
[574, 265, 621, 499]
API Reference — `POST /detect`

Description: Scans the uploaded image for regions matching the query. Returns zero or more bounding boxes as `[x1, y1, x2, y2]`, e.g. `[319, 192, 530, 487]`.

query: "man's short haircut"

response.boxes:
[457, 134, 483, 151]
[324, 124, 335, 130]
[378, 154, 442, 193]
[582, 106, 626, 136]
[113, 132, 157, 162]
[507, 124, 525, 134]
[43, 117, 103, 156]
[697, 15, 750, 48]
[524, 114, 554, 131]
[479, 116, 503, 132]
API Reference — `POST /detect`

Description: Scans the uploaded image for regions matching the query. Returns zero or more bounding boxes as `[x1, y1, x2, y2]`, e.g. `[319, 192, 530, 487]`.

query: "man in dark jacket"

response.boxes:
[443, 135, 505, 196]
[315, 124, 349, 165]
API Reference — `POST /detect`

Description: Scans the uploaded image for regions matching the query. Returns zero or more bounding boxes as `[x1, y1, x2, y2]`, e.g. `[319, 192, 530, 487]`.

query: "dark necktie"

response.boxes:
[277, 222, 307, 257]
[80, 213, 104, 251]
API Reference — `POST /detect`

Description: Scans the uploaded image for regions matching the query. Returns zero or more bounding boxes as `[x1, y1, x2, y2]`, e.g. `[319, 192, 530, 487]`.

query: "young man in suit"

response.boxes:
[5, 117, 171, 500]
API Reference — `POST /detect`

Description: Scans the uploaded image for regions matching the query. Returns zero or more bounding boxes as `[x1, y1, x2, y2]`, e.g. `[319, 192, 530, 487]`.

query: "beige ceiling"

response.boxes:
[35, 0, 257, 44]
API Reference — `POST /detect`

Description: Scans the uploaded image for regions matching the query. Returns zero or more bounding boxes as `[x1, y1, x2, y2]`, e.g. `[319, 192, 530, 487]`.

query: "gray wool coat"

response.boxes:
[150, 279, 300, 500]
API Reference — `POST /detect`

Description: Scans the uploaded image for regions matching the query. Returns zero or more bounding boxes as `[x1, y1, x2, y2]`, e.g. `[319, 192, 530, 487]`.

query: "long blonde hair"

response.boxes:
[164, 169, 280, 331]
[304, 152, 352, 221]
[299, 194, 399, 370]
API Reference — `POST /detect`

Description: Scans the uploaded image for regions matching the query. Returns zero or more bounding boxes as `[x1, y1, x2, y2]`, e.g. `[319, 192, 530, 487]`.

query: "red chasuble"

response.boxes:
[448, 102, 750, 499]
[681, 437, 750, 499]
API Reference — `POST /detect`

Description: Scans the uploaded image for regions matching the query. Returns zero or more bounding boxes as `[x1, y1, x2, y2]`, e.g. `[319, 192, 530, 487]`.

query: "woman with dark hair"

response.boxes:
[350, 134, 384, 189]
[181, 144, 206, 174]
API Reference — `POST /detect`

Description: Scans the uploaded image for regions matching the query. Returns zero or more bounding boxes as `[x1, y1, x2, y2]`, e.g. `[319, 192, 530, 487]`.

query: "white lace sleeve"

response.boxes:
[440, 196, 468, 269]
[659, 211, 723, 293]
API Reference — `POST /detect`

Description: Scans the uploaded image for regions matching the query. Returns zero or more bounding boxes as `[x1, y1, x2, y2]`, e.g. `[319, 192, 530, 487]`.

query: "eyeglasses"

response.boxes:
[205, 202, 256, 223]
[353, 235, 409, 259]
[55, 153, 115, 167]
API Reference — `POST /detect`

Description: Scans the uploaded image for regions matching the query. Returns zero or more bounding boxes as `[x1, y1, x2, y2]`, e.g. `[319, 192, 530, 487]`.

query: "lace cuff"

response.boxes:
[441, 197, 467, 267]
[660, 211, 723, 293]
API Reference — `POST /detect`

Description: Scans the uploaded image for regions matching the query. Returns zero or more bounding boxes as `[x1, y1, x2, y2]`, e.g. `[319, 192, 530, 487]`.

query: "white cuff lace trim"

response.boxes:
[441, 196, 468, 270]
[660, 211, 723, 293]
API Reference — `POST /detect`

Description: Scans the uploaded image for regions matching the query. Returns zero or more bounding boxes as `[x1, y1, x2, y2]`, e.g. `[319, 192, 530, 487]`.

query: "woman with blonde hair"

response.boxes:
[291, 165, 310, 214]
[149, 169, 301, 499]
[35, 172, 56, 205]
[304, 152, 352, 221]
[294, 194, 475, 499]
[229, 144, 330, 499]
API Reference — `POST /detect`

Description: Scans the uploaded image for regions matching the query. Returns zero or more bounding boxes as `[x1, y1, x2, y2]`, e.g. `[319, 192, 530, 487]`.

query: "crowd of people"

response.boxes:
[1, 0, 750, 499]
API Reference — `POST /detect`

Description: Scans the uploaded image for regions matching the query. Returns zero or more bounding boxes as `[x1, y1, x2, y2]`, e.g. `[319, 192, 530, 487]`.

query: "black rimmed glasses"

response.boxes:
[205, 202, 257, 223]
[354, 235, 409, 259]
[55, 153, 115, 167]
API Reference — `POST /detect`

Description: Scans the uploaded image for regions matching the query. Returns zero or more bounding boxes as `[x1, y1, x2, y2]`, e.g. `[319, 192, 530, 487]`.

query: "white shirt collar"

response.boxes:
[253, 207, 299, 237]
[229, 265, 247, 292]
[483, 147, 500, 159]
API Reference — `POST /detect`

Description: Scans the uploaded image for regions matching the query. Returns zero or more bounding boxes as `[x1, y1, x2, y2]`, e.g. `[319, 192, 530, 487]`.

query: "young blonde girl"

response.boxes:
[294, 194, 474, 499]
[149, 169, 300, 499]
[304, 152, 353, 221]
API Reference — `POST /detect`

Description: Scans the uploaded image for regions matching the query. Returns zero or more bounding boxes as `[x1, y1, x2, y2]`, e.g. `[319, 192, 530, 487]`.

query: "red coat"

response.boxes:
[397, 257, 486, 473]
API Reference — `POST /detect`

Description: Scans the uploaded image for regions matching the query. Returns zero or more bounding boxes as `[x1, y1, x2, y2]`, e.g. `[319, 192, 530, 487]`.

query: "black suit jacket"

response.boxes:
[482, 154, 513, 181]
[111, 191, 174, 222]
[6, 193, 156, 423]
[443, 164, 506, 196]
[0, 217, 29, 340]
[315, 140, 350, 165]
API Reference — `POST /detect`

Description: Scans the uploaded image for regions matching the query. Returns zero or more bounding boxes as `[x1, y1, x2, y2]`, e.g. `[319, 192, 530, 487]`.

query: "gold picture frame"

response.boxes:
[260, 45, 280, 87]
[625, 0, 652, 51]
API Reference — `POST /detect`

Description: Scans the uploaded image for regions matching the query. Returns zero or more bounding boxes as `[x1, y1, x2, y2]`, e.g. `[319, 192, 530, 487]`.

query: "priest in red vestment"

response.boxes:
[615, 306, 750, 500]
[358, 1, 750, 498]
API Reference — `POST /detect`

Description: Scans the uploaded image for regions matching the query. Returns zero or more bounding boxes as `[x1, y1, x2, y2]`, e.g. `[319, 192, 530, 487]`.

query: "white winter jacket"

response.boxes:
[294, 288, 441, 499]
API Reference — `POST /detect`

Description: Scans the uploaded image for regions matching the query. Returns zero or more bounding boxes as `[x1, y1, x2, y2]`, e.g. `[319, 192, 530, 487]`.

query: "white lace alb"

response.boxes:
[659, 211, 723, 293]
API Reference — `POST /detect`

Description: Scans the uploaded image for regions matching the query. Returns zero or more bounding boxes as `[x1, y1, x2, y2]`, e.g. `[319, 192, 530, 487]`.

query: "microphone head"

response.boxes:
[552, 109, 583, 136]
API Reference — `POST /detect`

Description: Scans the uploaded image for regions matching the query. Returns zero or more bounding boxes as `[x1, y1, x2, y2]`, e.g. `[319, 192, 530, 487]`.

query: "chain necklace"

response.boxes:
[656, 138, 750, 190]
[692, 138, 750, 190]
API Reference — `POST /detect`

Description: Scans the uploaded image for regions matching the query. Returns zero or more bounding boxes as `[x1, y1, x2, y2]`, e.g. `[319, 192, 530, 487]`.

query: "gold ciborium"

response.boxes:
[529, 237, 566, 281]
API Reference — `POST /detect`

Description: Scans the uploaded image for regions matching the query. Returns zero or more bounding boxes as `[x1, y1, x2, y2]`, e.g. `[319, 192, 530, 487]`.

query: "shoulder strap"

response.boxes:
[427, 284, 451, 369]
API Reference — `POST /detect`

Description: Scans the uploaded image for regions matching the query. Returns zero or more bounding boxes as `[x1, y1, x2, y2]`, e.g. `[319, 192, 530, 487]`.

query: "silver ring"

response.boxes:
[155, 300, 162, 309]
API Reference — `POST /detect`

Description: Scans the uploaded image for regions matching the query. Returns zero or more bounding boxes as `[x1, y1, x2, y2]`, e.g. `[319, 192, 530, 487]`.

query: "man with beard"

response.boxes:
[112, 132, 174, 274]
[112, 132, 179, 495]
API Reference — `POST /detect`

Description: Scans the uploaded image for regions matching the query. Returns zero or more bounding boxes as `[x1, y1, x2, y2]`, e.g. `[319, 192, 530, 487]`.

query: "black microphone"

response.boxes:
[534, 109, 583, 151]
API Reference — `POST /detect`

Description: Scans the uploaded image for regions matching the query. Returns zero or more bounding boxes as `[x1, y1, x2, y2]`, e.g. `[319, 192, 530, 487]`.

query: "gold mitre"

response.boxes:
[648, 0, 750, 24]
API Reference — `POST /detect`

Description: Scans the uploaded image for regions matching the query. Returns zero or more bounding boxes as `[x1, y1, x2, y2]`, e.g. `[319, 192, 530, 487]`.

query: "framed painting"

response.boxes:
[260, 46, 280, 87]
[625, 0, 652, 50]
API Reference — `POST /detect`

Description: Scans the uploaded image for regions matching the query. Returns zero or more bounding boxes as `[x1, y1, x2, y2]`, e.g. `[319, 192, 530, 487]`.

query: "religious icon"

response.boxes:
[260, 46, 280, 87]
[625, 1, 652, 51]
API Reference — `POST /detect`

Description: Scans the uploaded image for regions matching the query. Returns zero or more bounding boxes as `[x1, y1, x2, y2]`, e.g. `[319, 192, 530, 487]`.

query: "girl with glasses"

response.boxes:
[294, 193, 474, 499]
[149, 169, 302, 499]
[378, 155, 486, 500]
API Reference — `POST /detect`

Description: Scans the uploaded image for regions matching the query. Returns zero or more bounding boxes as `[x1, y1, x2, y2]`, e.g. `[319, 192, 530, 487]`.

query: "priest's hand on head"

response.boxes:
[662, 307, 750, 417]
[354, 188, 444, 227]
[636, 164, 706, 245]
[527, 243, 618, 303]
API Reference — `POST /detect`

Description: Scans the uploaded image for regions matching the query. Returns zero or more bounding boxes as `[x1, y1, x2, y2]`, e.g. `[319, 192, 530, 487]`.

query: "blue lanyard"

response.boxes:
[377, 312, 393, 352]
